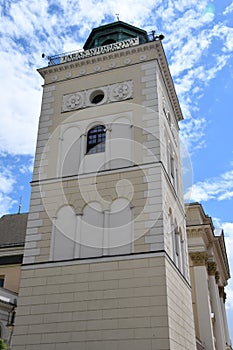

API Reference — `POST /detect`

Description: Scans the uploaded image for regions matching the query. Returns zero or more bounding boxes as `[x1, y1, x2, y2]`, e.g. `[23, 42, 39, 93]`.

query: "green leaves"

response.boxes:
[0, 339, 6, 350]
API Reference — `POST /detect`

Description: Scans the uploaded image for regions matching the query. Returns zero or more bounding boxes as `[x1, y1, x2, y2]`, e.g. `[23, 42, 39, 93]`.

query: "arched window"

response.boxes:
[86, 125, 106, 154]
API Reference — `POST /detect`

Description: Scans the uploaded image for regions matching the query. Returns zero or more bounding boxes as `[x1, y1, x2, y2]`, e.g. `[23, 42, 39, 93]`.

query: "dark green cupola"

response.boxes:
[83, 21, 148, 50]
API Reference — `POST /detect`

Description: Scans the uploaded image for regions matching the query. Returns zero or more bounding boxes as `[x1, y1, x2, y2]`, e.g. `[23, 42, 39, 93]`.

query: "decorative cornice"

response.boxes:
[38, 41, 183, 122]
[213, 235, 231, 281]
[38, 42, 158, 76]
[223, 292, 227, 304]
[207, 261, 217, 276]
[215, 270, 220, 284]
[186, 225, 213, 243]
[190, 252, 208, 266]
[155, 43, 183, 121]
[219, 286, 225, 298]
[186, 228, 204, 238]
[219, 286, 227, 303]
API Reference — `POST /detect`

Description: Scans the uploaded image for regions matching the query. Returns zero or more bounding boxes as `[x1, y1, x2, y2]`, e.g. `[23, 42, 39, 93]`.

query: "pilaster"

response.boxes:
[219, 286, 232, 349]
[190, 253, 216, 350]
[207, 261, 226, 350]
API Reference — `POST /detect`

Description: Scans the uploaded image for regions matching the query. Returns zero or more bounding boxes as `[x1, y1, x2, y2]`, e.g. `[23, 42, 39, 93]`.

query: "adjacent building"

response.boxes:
[186, 203, 232, 350]
[0, 213, 27, 346]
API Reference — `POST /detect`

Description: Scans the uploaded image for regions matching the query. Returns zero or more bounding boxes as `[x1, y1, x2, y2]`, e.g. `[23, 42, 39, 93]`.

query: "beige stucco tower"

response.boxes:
[13, 21, 196, 349]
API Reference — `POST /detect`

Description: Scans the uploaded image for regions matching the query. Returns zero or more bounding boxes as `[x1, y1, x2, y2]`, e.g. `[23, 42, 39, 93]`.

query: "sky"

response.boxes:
[0, 0, 233, 342]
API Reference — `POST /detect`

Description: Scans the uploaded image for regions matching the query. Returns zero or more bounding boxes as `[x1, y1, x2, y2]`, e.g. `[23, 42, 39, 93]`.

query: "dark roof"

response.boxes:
[0, 213, 28, 247]
[83, 20, 148, 50]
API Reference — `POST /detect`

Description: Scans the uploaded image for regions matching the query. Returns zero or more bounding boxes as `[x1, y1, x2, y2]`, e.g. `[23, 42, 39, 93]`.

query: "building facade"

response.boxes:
[0, 213, 27, 347]
[186, 203, 232, 350]
[1, 206, 232, 349]
[10, 21, 230, 349]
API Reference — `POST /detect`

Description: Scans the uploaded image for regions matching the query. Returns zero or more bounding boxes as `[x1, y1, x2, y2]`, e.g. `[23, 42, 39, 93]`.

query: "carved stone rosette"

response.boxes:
[110, 82, 132, 101]
[190, 252, 208, 266]
[62, 80, 133, 112]
[65, 93, 84, 110]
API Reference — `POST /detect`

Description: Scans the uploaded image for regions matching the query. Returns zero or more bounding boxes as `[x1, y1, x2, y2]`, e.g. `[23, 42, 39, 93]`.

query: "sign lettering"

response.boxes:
[60, 37, 139, 64]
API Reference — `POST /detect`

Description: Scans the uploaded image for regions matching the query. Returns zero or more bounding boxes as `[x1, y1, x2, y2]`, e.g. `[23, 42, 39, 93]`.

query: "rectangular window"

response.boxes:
[0, 276, 5, 288]
[170, 155, 175, 179]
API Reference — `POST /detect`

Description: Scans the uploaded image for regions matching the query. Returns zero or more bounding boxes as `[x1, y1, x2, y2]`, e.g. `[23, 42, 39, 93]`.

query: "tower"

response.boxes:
[13, 21, 196, 349]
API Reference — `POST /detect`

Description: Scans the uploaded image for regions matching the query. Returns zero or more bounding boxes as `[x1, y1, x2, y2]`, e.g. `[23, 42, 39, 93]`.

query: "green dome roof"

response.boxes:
[83, 21, 148, 50]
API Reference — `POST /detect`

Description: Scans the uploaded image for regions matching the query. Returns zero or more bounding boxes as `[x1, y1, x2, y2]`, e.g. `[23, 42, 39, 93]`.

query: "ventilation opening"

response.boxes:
[90, 90, 105, 104]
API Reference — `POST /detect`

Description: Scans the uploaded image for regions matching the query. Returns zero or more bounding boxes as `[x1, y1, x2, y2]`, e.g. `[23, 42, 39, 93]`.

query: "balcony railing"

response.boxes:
[42, 31, 164, 67]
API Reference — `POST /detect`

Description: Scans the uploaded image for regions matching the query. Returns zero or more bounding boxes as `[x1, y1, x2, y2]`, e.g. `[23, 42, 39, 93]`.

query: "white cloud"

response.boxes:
[0, 169, 15, 194]
[218, 191, 233, 201]
[160, 7, 233, 152]
[19, 158, 34, 174]
[222, 222, 233, 235]
[213, 219, 233, 259]
[185, 183, 210, 202]
[0, 38, 43, 155]
[185, 169, 233, 202]
[223, 2, 233, 15]
[226, 286, 233, 311]
[180, 117, 206, 153]
[0, 193, 17, 218]
[0, 168, 17, 216]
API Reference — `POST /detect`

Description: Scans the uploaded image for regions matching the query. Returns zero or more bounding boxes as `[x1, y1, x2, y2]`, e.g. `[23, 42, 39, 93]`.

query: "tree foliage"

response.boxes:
[0, 339, 6, 350]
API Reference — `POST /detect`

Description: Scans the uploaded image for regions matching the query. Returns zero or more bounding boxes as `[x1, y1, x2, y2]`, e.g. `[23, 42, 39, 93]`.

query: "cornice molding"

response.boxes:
[215, 270, 220, 284]
[186, 228, 204, 238]
[189, 252, 208, 266]
[219, 286, 227, 303]
[186, 225, 213, 239]
[38, 42, 158, 76]
[213, 237, 231, 281]
[207, 261, 217, 276]
[38, 41, 183, 122]
[218, 286, 224, 298]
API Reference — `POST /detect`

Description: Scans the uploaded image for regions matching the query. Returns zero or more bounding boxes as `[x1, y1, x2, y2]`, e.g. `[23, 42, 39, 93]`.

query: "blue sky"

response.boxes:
[1, 0, 233, 341]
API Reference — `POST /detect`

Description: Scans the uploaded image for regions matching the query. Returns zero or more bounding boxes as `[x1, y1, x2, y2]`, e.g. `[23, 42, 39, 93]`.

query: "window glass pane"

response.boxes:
[0, 276, 5, 288]
[87, 125, 106, 154]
